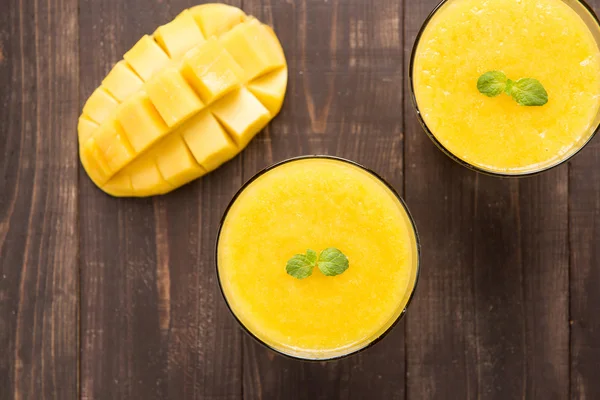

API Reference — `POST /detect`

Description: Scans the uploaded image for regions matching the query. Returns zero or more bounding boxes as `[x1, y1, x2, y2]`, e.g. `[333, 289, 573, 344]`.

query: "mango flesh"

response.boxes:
[79, 4, 287, 197]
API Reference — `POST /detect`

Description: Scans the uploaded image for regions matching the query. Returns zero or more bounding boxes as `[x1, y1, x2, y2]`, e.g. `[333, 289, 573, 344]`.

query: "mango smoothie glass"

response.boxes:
[216, 156, 420, 360]
[411, 0, 600, 176]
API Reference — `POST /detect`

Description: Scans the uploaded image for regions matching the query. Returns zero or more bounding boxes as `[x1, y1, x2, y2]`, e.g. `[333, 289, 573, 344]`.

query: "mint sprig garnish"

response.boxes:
[477, 71, 548, 106]
[317, 248, 349, 276]
[507, 78, 548, 106]
[477, 71, 507, 97]
[285, 249, 317, 279]
[285, 248, 349, 279]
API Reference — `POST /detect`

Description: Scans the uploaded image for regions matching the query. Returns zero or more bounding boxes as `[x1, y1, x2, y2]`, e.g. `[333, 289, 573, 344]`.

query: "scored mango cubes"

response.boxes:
[190, 4, 246, 38]
[146, 68, 204, 127]
[117, 92, 169, 152]
[180, 110, 238, 172]
[78, 117, 99, 144]
[78, 4, 288, 197]
[211, 88, 271, 148]
[102, 61, 144, 102]
[93, 119, 136, 172]
[181, 38, 245, 104]
[248, 67, 288, 115]
[220, 19, 285, 81]
[154, 10, 205, 59]
[124, 35, 171, 81]
[82, 88, 119, 125]
[154, 134, 206, 187]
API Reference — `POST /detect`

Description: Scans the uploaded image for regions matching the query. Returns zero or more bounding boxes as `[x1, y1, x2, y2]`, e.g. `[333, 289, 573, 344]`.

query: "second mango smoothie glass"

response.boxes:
[410, 0, 600, 176]
[216, 156, 420, 360]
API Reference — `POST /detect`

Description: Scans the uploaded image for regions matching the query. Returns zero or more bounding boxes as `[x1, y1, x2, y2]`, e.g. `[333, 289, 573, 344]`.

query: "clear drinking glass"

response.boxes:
[215, 156, 421, 360]
[409, 0, 600, 176]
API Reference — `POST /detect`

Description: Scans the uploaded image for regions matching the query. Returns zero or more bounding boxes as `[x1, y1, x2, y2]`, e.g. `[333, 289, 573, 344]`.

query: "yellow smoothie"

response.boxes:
[217, 158, 419, 359]
[412, 0, 600, 174]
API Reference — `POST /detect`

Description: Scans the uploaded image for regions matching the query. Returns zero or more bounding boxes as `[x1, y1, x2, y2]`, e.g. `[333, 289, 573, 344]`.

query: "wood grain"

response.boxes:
[404, 1, 569, 399]
[0, 0, 79, 399]
[570, 139, 600, 400]
[471, 174, 569, 399]
[569, 5, 600, 400]
[240, 0, 406, 399]
[78, 1, 242, 399]
[0, 0, 598, 398]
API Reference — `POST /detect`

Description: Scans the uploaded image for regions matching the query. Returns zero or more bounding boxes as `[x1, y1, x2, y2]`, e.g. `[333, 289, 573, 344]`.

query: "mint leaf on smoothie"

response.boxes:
[477, 71, 548, 106]
[477, 71, 508, 97]
[286, 250, 317, 279]
[305, 249, 318, 265]
[317, 248, 349, 277]
[286, 248, 349, 279]
[508, 78, 548, 106]
[504, 78, 514, 95]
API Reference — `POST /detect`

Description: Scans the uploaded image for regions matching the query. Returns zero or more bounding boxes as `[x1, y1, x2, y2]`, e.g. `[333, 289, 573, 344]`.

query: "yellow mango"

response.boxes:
[181, 38, 245, 104]
[259, 25, 286, 67]
[248, 67, 288, 115]
[102, 172, 134, 197]
[93, 119, 136, 172]
[146, 68, 204, 127]
[102, 61, 144, 102]
[180, 110, 238, 171]
[82, 88, 119, 125]
[124, 35, 171, 81]
[154, 134, 207, 187]
[154, 10, 205, 59]
[128, 157, 173, 196]
[80, 138, 113, 185]
[190, 4, 246, 38]
[116, 92, 169, 153]
[220, 19, 285, 81]
[78, 4, 287, 197]
[211, 88, 271, 148]
[78, 117, 99, 144]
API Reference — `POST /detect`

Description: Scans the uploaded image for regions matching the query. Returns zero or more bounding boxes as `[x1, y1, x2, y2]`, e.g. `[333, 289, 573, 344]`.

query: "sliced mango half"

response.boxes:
[79, 4, 287, 197]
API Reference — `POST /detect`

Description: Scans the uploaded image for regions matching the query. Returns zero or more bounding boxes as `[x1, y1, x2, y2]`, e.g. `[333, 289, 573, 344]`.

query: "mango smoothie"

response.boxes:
[412, 0, 600, 174]
[217, 157, 419, 359]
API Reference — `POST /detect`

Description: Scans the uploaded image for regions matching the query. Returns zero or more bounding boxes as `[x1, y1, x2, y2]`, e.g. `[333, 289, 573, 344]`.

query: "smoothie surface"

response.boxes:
[413, 0, 600, 173]
[217, 158, 418, 358]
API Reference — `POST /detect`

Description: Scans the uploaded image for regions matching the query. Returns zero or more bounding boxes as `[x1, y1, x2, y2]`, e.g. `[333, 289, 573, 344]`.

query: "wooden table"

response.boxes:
[1, 0, 599, 398]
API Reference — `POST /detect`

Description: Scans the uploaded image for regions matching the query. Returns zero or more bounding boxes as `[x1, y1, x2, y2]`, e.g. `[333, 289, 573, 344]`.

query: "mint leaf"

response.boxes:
[505, 78, 514, 95]
[507, 78, 548, 106]
[477, 71, 507, 97]
[305, 249, 317, 265]
[317, 248, 349, 277]
[286, 250, 317, 279]
[285, 248, 350, 279]
[477, 71, 548, 106]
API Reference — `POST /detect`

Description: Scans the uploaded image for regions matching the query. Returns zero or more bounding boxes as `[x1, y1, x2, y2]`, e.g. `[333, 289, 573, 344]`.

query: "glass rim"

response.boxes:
[408, 0, 600, 178]
[214, 155, 422, 361]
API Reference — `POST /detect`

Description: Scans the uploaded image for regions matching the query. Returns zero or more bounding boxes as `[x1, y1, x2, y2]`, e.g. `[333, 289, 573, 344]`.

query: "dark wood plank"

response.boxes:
[569, 2, 600, 393]
[570, 140, 600, 400]
[78, 1, 242, 399]
[471, 174, 569, 399]
[403, 10, 479, 391]
[241, 0, 406, 399]
[404, 1, 569, 399]
[0, 0, 79, 399]
[404, 4, 478, 398]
